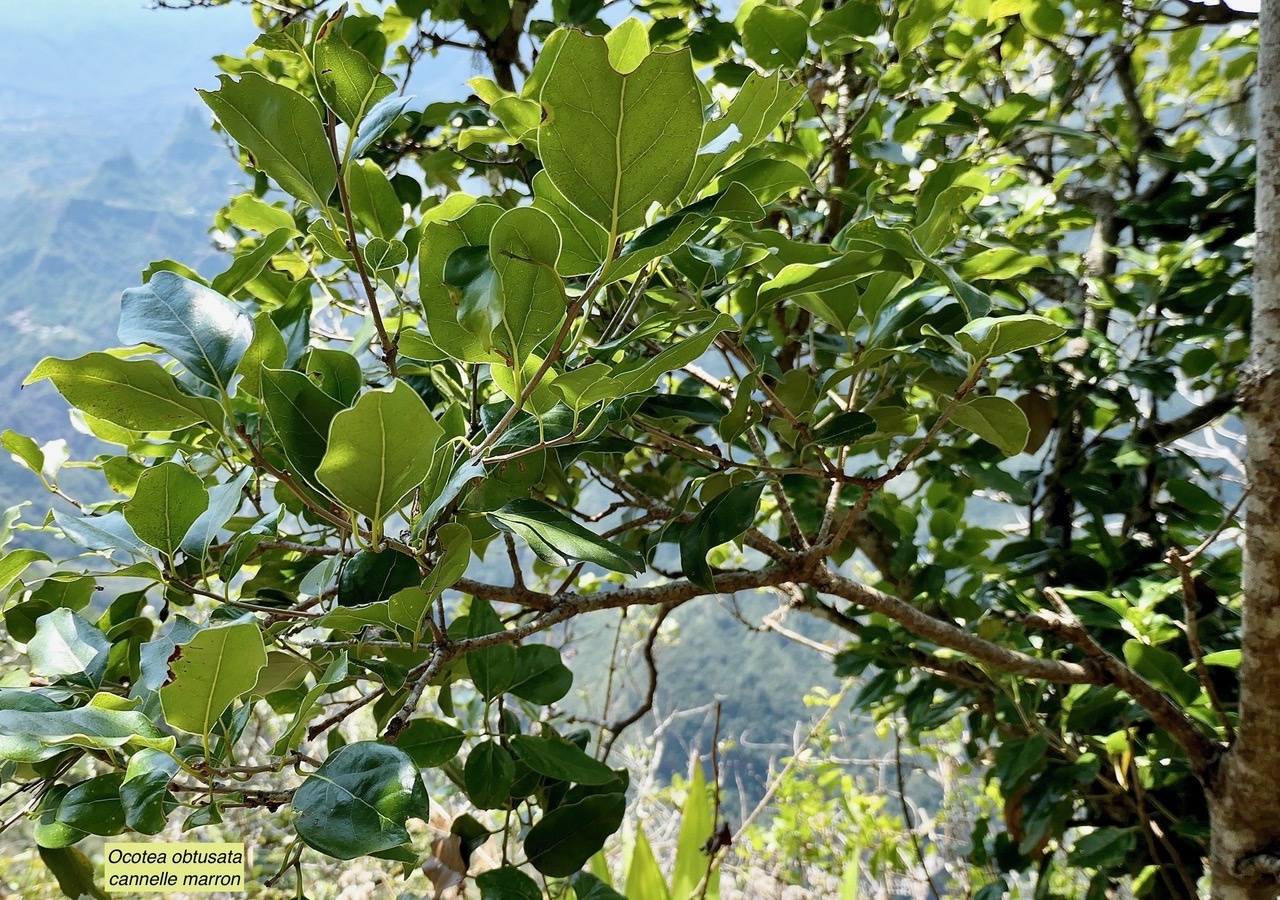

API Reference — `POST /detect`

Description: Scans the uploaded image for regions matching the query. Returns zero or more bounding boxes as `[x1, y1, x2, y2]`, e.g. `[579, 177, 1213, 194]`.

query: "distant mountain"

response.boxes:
[0, 108, 241, 517]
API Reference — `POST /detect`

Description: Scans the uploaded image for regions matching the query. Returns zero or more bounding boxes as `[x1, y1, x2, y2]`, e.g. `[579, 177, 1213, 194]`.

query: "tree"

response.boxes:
[0, 0, 1262, 896]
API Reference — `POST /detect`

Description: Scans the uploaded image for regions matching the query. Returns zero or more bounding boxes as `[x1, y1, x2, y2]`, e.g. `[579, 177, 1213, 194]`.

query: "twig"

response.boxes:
[324, 110, 398, 377]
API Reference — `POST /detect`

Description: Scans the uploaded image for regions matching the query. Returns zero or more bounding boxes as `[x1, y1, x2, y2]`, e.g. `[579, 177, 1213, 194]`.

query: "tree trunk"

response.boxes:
[1211, 3, 1280, 897]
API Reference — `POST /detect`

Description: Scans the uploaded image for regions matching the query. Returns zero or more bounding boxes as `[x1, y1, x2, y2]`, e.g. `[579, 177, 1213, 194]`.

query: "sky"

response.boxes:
[0, 0, 471, 157]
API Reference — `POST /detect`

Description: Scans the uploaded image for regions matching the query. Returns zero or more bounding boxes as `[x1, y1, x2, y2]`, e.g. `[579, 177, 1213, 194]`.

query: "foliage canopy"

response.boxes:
[0, 0, 1258, 896]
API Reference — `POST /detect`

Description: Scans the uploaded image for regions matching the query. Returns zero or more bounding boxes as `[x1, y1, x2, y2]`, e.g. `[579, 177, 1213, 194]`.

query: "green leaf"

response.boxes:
[350, 93, 414, 160]
[741, 5, 809, 70]
[608, 313, 739, 398]
[301, 348, 365, 406]
[233, 312, 287, 397]
[489, 499, 644, 574]
[957, 314, 1066, 359]
[464, 739, 515, 810]
[510, 734, 619, 785]
[950, 396, 1030, 456]
[314, 10, 395, 128]
[261, 367, 345, 489]
[396, 718, 465, 767]
[811, 412, 877, 447]
[121, 748, 179, 835]
[119, 272, 254, 394]
[210, 228, 293, 297]
[53, 511, 151, 560]
[625, 827, 668, 900]
[159, 622, 268, 737]
[274, 653, 348, 754]
[465, 598, 517, 700]
[199, 73, 337, 209]
[418, 522, 472, 607]
[0, 547, 50, 594]
[671, 763, 715, 897]
[123, 462, 209, 559]
[1123, 640, 1202, 706]
[478, 867, 542, 900]
[25, 354, 223, 432]
[530, 171, 609, 277]
[525, 792, 626, 877]
[687, 71, 806, 194]
[1067, 827, 1136, 869]
[679, 480, 766, 591]
[508, 645, 573, 705]
[604, 17, 650, 72]
[570, 872, 627, 900]
[316, 381, 444, 525]
[34, 783, 87, 849]
[180, 469, 250, 557]
[420, 199, 506, 363]
[609, 183, 765, 284]
[2, 428, 44, 479]
[536, 28, 703, 237]
[339, 549, 420, 607]
[490, 206, 566, 365]
[38, 846, 109, 900]
[294, 741, 429, 859]
[0, 702, 173, 763]
[28, 609, 109, 688]
[54, 774, 127, 837]
[347, 159, 404, 238]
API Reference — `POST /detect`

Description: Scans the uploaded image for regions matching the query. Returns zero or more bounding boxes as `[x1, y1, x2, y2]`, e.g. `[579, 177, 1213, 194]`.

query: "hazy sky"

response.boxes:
[0, 1, 471, 147]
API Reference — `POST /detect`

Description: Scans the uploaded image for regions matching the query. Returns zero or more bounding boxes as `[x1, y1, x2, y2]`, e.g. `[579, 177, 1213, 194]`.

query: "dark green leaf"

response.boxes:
[464, 739, 515, 810]
[294, 741, 429, 859]
[525, 792, 626, 876]
[488, 499, 644, 575]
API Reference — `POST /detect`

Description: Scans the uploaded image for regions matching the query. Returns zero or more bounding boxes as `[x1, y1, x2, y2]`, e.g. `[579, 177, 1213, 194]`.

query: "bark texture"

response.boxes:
[1211, 4, 1280, 896]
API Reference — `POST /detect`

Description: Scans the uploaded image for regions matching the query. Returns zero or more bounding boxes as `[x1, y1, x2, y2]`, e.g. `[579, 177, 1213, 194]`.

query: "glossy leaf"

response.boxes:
[464, 739, 515, 810]
[293, 741, 429, 859]
[28, 609, 109, 688]
[119, 272, 254, 392]
[525, 792, 626, 877]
